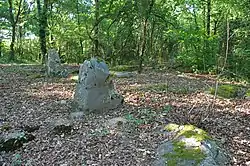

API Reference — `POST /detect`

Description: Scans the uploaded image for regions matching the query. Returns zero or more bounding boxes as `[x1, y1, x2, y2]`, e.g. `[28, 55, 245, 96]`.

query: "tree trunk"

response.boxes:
[138, 19, 148, 73]
[9, 24, 16, 61]
[0, 38, 2, 57]
[18, 23, 23, 58]
[8, 0, 22, 61]
[36, 0, 48, 64]
[150, 20, 155, 65]
[138, 0, 154, 73]
[206, 0, 211, 36]
[94, 0, 100, 57]
[76, 0, 83, 55]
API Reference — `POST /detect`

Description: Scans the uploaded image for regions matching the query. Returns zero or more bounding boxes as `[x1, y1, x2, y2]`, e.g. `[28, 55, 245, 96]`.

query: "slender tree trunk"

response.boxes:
[76, 0, 83, 55]
[138, 19, 148, 73]
[9, 24, 16, 61]
[8, 0, 22, 61]
[8, 0, 15, 61]
[0, 38, 2, 57]
[36, 0, 48, 64]
[138, 0, 154, 73]
[49, 3, 53, 43]
[150, 20, 155, 64]
[94, 0, 99, 57]
[214, 20, 218, 35]
[207, 0, 211, 36]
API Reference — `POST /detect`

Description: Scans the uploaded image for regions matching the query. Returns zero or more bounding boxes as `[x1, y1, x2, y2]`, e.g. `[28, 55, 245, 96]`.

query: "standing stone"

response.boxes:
[73, 58, 123, 112]
[47, 49, 68, 77]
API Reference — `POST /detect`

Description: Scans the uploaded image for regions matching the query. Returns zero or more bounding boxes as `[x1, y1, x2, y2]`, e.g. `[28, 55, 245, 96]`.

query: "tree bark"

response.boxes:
[36, 0, 48, 64]
[0, 38, 2, 57]
[138, 0, 154, 73]
[207, 0, 211, 36]
[94, 0, 100, 57]
[76, 0, 83, 56]
[8, 0, 23, 61]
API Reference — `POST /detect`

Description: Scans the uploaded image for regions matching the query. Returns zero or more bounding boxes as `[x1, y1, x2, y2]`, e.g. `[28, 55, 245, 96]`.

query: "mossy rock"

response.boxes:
[246, 90, 250, 97]
[28, 73, 45, 79]
[165, 124, 211, 142]
[0, 123, 12, 131]
[155, 124, 228, 166]
[209, 84, 248, 99]
[163, 141, 206, 166]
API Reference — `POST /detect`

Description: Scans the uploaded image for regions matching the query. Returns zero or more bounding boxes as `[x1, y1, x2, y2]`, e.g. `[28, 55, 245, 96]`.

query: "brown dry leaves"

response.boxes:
[0, 65, 249, 166]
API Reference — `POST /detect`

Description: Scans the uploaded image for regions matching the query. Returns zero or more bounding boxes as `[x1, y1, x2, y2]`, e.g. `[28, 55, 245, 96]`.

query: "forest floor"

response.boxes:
[0, 64, 249, 166]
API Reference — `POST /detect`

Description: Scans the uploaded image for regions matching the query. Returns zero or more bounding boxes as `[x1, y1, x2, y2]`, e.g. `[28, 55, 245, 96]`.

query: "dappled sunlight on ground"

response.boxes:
[0, 65, 249, 165]
[26, 82, 74, 100]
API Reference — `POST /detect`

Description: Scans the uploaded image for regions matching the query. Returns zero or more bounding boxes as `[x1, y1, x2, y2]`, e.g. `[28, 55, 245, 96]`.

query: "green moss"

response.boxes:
[150, 83, 169, 91]
[246, 90, 250, 97]
[165, 123, 180, 131]
[178, 125, 211, 141]
[210, 84, 240, 98]
[163, 124, 211, 165]
[28, 74, 44, 79]
[165, 124, 211, 141]
[0, 123, 12, 131]
[146, 83, 190, 94]
[70, 75, 79, 81]
[163, 141, 206, 166]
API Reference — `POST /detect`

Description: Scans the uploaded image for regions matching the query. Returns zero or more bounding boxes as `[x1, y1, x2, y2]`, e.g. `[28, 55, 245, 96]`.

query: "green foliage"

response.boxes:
[1, 0, 250, 82]
[150, 83, 169, 92]
[28, 73, 45, 79]
[89, 128, 110, 137]
[163, 105, 172, 113]
[12, 154, 22, 166]
[0, 123, 12, 131]
[125, 109, 158, 128]
[209, 84, 248, 99]
[125, 114, 144, 126]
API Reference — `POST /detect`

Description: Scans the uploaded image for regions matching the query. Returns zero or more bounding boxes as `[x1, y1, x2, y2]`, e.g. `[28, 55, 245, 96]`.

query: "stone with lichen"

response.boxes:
[46, 49, 68, 77]
[209, 84, 249, 99]
[154, 123, 230, 166]
[73, 58, 123, 113]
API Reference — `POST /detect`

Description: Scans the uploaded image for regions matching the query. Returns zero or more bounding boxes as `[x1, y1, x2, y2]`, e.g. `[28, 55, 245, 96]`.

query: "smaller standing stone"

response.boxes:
[46, 49, 68, 77]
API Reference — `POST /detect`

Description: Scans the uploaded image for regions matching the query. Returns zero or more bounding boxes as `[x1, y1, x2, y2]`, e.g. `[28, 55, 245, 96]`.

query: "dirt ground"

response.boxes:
[0, 64, 249, 166]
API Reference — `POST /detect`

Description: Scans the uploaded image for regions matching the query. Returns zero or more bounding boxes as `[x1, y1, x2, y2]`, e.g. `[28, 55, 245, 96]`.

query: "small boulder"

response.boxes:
[209, 84, 249, 99]
[112, 71, 136, 78]
[52, 118, 73, 135]
[154, 123, 229, 166]
[105, 117, 127, 129]
[0, 130, 35, 152]
[70, 111, 84, 120]
[21, 125, 40, 133]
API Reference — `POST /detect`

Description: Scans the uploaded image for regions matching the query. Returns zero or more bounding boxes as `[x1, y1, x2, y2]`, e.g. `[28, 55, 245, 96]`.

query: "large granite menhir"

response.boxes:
[73, 58, 123, 112]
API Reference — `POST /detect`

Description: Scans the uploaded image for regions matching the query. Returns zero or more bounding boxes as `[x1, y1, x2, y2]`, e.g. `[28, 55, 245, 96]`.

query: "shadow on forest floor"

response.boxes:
[0, 64, 249, 165]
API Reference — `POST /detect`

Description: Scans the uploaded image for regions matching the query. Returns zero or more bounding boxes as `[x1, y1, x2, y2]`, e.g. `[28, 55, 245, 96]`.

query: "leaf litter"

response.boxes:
[0, 65, 249, 165]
